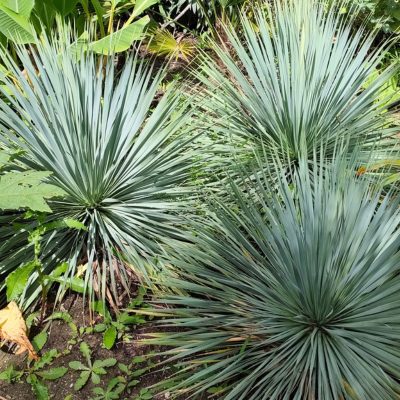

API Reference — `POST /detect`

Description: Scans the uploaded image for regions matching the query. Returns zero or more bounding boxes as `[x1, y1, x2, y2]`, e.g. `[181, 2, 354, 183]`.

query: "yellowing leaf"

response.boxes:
[0, 302, 39, 360]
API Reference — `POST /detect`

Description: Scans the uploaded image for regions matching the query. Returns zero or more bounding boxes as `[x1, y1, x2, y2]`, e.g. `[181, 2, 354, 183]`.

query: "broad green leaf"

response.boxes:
[34, 349, 58, 369]
[32, 0, 56, 30]
[28, 375, 49, 400]
[52, 0, 78, 16]
[6, 261, 36, 301]
[89, 15, 149, 54]
[0, 3, 35, 43]
[63, 218, 87, 230]
[91, 372, 101, 384]
[118, 311, 145, 325]
[132, 355, 146, 364]
[79, 342, 91, 359]
[50, 262, 68, 277]
[103, 326, 117, 350]
[92, 387, 104, 395]
[131, 367, 147, 377]
[118, 363, 129, 374]
[0, 365, 22, 382]
[49, 276, 85, 293]
[46, 311, 73, 324]
[36, 367, 68, 380]
[2, 0, 34, 17]
[0, 171, 65, 212]
[32, 331, 48, 352]
[94, 323, 107, 333]
[68, 361, 86, 370]
[131, 0, 158, 20]
[92, 366, 107, 375]
[139, 388, 152, 399]
[41, 218, 88, 232]
[94, 358, 117, 368]
[74, 370, 90, 391]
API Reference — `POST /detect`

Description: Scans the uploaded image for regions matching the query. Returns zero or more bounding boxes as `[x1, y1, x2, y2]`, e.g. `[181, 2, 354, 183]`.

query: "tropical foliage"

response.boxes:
[0, 0, 159, 54]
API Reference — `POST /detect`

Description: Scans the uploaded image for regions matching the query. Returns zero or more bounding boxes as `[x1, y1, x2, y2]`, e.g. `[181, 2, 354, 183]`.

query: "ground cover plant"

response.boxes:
[0, 0, 399, 399]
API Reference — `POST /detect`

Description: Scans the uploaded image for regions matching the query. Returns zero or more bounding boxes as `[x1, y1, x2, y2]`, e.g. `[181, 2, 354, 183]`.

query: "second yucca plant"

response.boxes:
[144, 155, 400, 399]
[197, 1, 399, 167]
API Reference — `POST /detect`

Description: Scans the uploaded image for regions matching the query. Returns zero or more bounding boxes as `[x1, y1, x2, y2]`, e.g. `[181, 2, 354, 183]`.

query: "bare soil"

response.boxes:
[0, 295, 171, 400]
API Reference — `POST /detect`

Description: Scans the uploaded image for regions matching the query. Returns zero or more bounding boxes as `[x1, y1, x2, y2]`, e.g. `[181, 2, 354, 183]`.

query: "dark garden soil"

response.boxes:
[0, 295, 173, 400]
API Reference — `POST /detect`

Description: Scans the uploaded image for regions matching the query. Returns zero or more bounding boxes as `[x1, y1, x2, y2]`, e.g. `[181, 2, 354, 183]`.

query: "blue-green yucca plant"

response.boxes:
[144, 155, 400, 399]
[0, 34, 199, 304]
[197, 0, 399, 166]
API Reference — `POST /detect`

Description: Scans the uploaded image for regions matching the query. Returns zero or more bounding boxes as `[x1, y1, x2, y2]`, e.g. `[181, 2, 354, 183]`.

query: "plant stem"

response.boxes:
[107, 0, 116, 35]
[32, 229, 47, 323]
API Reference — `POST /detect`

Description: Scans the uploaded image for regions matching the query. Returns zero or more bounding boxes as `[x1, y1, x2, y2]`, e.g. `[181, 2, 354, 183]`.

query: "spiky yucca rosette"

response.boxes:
[144, 156, 400, 400]
[0, 33, 200, 306]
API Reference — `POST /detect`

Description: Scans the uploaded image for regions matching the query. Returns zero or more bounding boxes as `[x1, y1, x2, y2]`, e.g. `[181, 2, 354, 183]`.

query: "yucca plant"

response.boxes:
[0, 34, 200, 305]
[196, 0, 399, 169]
[143, 154, 400, 399]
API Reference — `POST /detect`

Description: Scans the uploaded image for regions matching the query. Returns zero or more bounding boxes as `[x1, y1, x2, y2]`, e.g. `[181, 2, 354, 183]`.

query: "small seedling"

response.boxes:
[92, 286, 148, 350]
[69, 342, 117, 390]
[27, 331, 68, 400]
[0, 364, 23, 383]
[0, 329, 67, 400]
[91, 376, 127, 400]
[134, 388, 153, 400]
[5, 215, 86, 323]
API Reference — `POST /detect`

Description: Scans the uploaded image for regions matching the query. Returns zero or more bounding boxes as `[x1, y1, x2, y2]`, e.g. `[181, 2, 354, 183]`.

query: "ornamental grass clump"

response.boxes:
[145, 156, 400, 400]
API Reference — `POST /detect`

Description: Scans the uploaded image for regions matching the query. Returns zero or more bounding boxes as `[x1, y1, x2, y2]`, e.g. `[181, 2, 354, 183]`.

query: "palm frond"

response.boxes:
[147, 29, 196, 62]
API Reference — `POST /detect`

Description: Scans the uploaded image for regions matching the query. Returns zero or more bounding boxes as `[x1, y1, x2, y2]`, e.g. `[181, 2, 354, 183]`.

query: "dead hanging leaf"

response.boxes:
[0, 302, 38, 360]
[356, 166, 367, 176]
